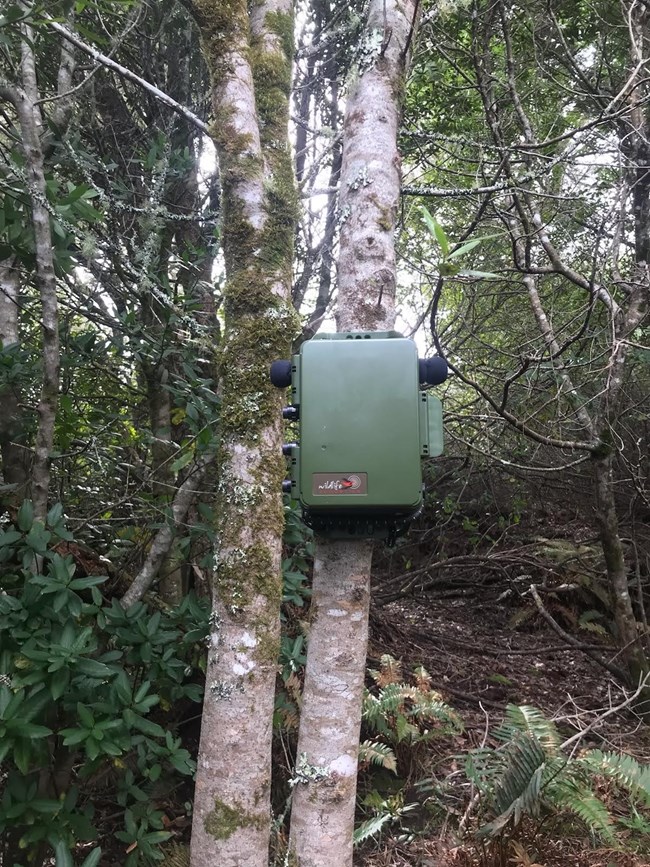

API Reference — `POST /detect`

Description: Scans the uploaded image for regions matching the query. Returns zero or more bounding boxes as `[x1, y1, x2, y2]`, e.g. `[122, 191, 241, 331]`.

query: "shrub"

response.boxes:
[0, 502, 208, 867]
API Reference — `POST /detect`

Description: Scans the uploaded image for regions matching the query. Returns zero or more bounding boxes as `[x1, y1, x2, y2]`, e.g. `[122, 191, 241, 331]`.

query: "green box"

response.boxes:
[285, 332, 444, 541]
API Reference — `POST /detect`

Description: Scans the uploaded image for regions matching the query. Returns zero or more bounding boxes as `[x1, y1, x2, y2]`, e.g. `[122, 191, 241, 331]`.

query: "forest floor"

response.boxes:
[357, 580, 650, 867]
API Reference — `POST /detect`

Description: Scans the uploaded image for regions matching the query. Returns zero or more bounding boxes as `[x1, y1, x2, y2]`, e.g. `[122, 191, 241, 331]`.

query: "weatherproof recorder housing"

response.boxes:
[270, 331, 447, 543]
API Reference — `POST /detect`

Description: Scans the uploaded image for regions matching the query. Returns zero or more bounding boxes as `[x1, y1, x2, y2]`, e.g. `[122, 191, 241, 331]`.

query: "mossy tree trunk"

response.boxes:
[0, 257, 30, 508]
[288, 3, 422, 865]
[189, 2, 298, 866]
[0, 5, 62, 524]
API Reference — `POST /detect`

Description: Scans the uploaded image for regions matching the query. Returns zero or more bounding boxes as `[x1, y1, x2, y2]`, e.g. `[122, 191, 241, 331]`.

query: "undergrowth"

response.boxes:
[0, 502, 209, 867]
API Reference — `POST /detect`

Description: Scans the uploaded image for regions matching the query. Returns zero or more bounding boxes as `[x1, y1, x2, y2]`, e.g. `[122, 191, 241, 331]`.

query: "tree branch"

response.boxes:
[120, 454, 214, 608]
[41, 13, 210, 136]
[529, 584, 628, 682]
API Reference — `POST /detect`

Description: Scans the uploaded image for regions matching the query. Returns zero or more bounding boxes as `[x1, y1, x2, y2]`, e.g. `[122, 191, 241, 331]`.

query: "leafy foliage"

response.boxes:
[273, 499, 313, 729]
[363, 654, 463, 748]
[354, 655, 463, 848]
[458, 704, 650, 845]
[0, 508, 208, 866]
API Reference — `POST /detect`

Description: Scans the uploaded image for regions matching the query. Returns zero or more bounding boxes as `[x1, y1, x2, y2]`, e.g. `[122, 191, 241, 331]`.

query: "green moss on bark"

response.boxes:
[204, 798, 266, 840]
[191, 0, 250, 79]
[217, 304, 298, 437]
[266, 10, 294, 61]
[195, 0, 298, 672]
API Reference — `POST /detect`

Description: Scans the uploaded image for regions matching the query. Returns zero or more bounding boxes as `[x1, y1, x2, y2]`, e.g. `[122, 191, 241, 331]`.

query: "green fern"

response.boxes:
[353, 792, 418, 847]
[547, 774, 615, 842]
[578, 609, 608, 636]
[495, 705, 561, 754]
[583, 750, 650, 805]
[359, 739, 397, 772]
[476, 733, 547, 837]
[460, 704, 650, 845]
[352, 812, 392, 845]
[362, 692, 384, 728]
[368, 654, 403, 686]
[362, 672, 462, 748]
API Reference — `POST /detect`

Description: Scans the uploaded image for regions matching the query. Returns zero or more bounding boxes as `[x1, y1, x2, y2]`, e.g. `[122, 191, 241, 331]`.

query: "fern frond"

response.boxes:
[395, 714, 419, 743]
[493, 734, 546, 816]
[578, 610, 608, 636]
[465, 748, 503, 791]
[496, 705, 561, 754]
[284, 671, 302, 700]
[411, 694, 463, 731]
[466, 705, 644, 846]
[359, 739, 397, 772]
[353, 812, 392, 845]
[377, 683, 409, 715]
[413, 665, 432, 691]
[477, 733, 547, 837]
[549, 776, 615, 841]
[276, 706, 299, 729]
[377, 654, 402, 686]
[582, 750, 650, 805]
[362, 691, 383, 725]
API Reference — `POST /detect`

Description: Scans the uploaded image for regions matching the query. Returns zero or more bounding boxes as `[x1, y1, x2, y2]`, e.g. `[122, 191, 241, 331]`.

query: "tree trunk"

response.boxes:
[592, 452, 649, 688]
[289, 540, 373, 866]
[0, 7, 61, 524]
[121, 454, 213, 608]
[0, 257, 30, 506]
[189, 2, 298, 865]
[289, 3, 422, 864]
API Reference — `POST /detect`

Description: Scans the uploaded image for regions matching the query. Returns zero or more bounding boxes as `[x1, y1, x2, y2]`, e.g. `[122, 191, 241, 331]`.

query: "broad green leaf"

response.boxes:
[46, 503, 64, 526]
[420, 206, 449, 257]
[12, 722, 53, 738]
[80, 848, 102, 867]
[76, 658, 113, 678]
[17, 500, 34, 532]
[69, 575, 108, 590]
[31, 799, 61, 814]
[54, 839, 73, 867]
[60, 728, 89, 746]
[134, 680, 152, 704]
[77, 702, 95, 729]
[170, 449, 194, 473]
[130, 714, 165, 738]
[0, 529, 22, 547]
[143, 830, 172, 844]
[447, 234, 500, 259]
[50, 668, 70, 700]
[25, 523, 51, 553]
[13, 737, 31, 774]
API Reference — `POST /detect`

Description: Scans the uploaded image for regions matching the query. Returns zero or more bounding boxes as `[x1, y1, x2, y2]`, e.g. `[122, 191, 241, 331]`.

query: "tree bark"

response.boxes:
[189, 2, 298, 866]
[289, 3, 422, 865]
[0, 7, 61, 524]
[120, 454, 213, 608]
[0, 258, 30, 505]
[289, 540, 373, 867]
[592, 453, 648, 685]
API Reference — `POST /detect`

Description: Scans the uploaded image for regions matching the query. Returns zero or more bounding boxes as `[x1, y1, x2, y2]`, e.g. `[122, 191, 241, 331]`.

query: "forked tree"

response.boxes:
[188, 1, 424, 865]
